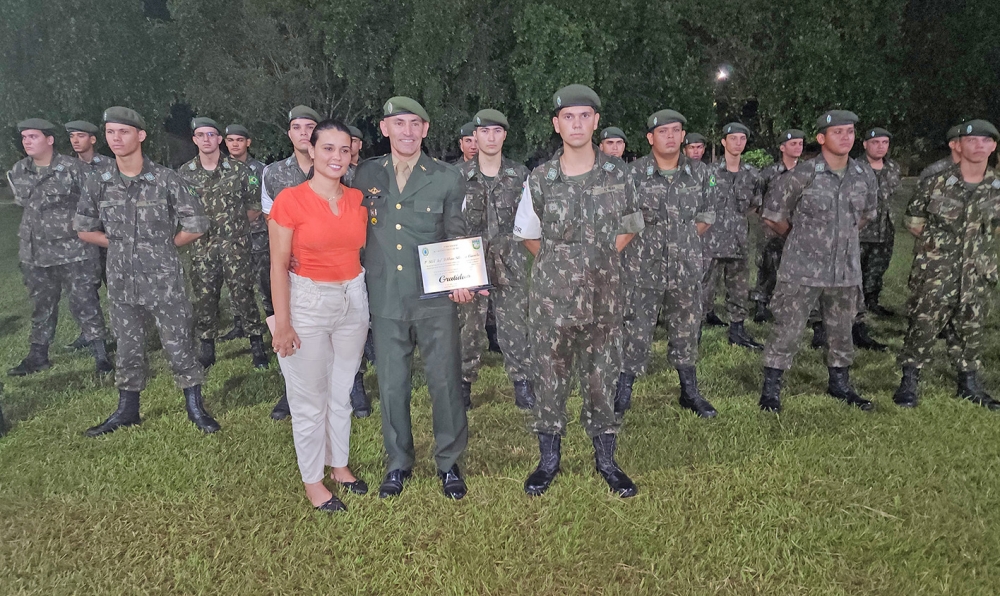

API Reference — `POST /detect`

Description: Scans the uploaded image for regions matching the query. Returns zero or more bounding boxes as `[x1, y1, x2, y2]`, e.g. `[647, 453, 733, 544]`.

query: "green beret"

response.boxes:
[190, 117, 221, 133]
[722, 122, 752, 138]
[474, 109, 509, 130]
[347, 125, 363, 140]
[382, 96, 429, 122]
[288, 105, 321, 124]
[946, 124, 962, 141]
[459, 121, 476, 138]
[600, 127, 627, 142]
[647, 109, 687, 131]
[683, 133, 706, 146]
[779, 129, 805, 143]
[552, 84, 601, 113]
[225, 124, 251, 138]
[17, 118, 58, 136]
[866, 127, 892, 140]
[65, 120, 99, 135]
[958, 119, 1000, 141]
[816, 110, 858, 131]
[102, 106, 146, 131]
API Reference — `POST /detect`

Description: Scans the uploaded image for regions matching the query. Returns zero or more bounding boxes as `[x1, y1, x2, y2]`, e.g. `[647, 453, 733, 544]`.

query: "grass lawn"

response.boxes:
[2, 180, 1000, 595]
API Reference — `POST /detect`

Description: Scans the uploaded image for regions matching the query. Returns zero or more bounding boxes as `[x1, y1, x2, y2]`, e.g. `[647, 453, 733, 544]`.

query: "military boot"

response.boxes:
[249, 335, 269, 369]
[704, 311, 727, 327]
[513, 380, 535, 410]
[462, 381, 473, 411]
[827, 367, 874, 411]
[956, 371, 1000, 410]
[86, 390, 141, 437]
[677, 366, 717, 418]
[852, 322, 887, 352]
[892, 365, 920, 408]
[485, 323, 502, 353]
[753, 300, 773, 323]
[66, 333, 89, 351]
[614, 372, 636, 416]
[728, 321, 763, 351]
[91, 339, 114, 376]
[810, 321, 827, 349]
[524, 433, 561, 496]
[198, 339, 216, 370]
[7, 343, 51, 377]
[592, 433, 638, 498]
[350, 371, 371, 418]
[759, 367, 784, 412]
[866, 292, 895, 318]
[270, 391, 291, 420]
[219, 316, 244, 341]
[183, 385, 221, 433]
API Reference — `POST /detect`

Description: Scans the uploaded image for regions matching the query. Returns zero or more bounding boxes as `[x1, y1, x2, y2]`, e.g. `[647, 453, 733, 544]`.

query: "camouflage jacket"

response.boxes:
[177, 155, 258, 245]
[520, 146, 644, 327]
[756, 160, 798, 239]
[859, 158, 902, 243]
[919, 157, 956, 182]
[904, 165, 1000, 291]
[343, 163, 357, 188]
[762, 154, 878, 287]
[261, 155, 311, 214]
[7, 152, 99, 267]
[74, 156, 209, 305]
[459, 156, 532, 287]
[621, 154, 716, 291]
[701, 159, 760, 258]
[85, 154, 112, 168]
[243, 157, 266, 234]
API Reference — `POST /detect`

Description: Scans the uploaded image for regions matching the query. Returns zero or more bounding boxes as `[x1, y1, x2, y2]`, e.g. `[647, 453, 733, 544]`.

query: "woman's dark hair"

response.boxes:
[309, 119, 352, 145]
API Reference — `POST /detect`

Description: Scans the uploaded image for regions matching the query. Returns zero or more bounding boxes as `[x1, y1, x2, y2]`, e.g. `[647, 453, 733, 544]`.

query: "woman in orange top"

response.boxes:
[269, 120, 369, 513]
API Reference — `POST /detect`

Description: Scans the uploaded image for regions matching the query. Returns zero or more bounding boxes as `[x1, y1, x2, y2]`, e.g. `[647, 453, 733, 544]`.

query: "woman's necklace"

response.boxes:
[310, 180, 344, 213]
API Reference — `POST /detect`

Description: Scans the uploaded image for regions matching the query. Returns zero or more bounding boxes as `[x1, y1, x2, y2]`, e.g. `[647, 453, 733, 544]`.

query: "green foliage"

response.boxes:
[742, 148, 774, 169]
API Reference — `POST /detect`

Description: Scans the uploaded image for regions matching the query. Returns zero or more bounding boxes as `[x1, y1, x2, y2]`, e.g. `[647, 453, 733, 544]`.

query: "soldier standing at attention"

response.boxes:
[345, 125, 364, 186]
[701, 122, 763, 350]
[513, 84, 644, 498]
[758, 110, 878, 413]
[683, 133, 707, 162]
[178, 118, 269, 371]
[353, 96, 478, 500]
[457, 109, 535, 410]
[616, 109, 718, 419]
[920, 124, 963, 181]
[599, 127, 627, 159]
[857, 127, 902, 323]
[6, 118, 111, 377]
[892, 120, 1000, 410]
[455, 121, 478, 164]
[75, 107, 218, 435]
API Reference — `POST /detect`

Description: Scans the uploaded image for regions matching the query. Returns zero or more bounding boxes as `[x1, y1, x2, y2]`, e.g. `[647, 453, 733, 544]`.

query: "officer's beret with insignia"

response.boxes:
[347, 125, 363, 140]
[779, 129, 805, 143]
[190, 117, 221, 133]
[102, 106, 146, 131]
[17, 118, 58, 137]
[946, 124, 962, 141]
[722, 122, 751, 137]
[474, 109, 509, 130]
[382, 96, 429, 122]
[225, 124, 251, 138]
[683, 132, 706, 146]
[552, 84, 601, 113]
[647, 109, 687, 132]
[288, 105, 321, 124]
[866, 127, 892, 140]
[958, 119, 1000, 141]
[816, 110, 858, 132]
[65, 120, 99, 135]
[459, 121, 476, 138]
[600, 127, 627, 142]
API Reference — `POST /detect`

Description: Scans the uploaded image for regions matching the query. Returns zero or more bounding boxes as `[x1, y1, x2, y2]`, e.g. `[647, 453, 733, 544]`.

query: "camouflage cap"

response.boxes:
[459, 121, 476, 138]
[958, 119, 1000, 141]
[600, 127, 627, 142]
[288, 105, 321, 124]
[102, 107, 146, 131]
[65, 120, 100, 135]
[683, 132, 707, 146]
[17, 118, 58, 136]
[225, 124, 251, 138]
[816, 109, 858, 132]
[382, 96, 429, 122]
[190, 117, 221, 133]
[865, 127, 892, 140]
[474, 109, 509, 130]
[552, 84, 601, 113]
[647, 109, 687, 131]
[946, 124, 962, 141]
[779, 129, 806, 143]
[347, 125, 363, 140]
[722, 122, 752, 137]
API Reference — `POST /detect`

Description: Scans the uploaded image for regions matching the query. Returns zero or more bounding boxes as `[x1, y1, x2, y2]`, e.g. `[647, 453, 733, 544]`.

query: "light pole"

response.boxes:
[712, 63, 732, 162]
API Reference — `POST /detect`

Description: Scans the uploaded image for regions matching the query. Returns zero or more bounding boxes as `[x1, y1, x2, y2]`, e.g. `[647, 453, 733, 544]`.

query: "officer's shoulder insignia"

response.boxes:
[545, 168, 558, 182]
[100, 172, 113, 182]
[419, 165, 427, 171]
[646, 165, 655, 176]
[946, 175, 959, 186]
[504, 168, 516, 177]
[188, 162, 197, 170]
[708, 174, 717, 187]
[602, 162, 615, 172]
[368, 187, 380, 194]
[382, 159, 390, 167]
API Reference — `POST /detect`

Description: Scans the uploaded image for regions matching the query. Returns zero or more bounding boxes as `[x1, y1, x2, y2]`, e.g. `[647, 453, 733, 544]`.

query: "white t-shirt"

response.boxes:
[260, 163, 275, 215]
[512, 182, 541, 240]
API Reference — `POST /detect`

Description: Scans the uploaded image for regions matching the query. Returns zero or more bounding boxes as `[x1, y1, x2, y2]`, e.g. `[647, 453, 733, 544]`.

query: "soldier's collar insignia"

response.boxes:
[684, 164, 692, 176]
[188, 162, 197, 170]
[419, 165, 427, 171]
[646, 165, 655, 176]
[54, 164, 64, 172]
[368, 187, 380, 194]
[285, 156, 295, 166]
[946, 176, 959, 186]
[143, 173, 155, 182]
[504, 168, 516, 176]
[991, 179, 1000, 189]
[100, 172, 112, 182]
[854, 165, 863, 173]
[466, 168, 476, 180]
[546, 168, 558, 182]
[815, 163, 826, 172]
[602, 162, 615, 172]
[222, 161, 231, 170]
[382, 159, 389, 167]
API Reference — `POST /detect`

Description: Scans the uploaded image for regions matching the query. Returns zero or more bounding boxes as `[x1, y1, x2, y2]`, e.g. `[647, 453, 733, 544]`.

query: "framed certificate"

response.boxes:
[418, 236, 492, 298]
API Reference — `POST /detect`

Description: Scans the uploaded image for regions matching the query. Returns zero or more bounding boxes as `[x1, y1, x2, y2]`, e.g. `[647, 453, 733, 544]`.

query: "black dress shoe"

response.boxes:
[378, 469, 413, 498]
[338, 478, 369, 495]
[704, 311, 727, 327]
[439, 464, 467, 500]
[270, 392, 291, 421]
[315, 495, 347, 513]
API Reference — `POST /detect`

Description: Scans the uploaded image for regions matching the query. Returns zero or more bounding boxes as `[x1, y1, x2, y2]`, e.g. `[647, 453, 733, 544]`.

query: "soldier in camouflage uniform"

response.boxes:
[759, 110, 879, 413]
[617, 109, 718, 419]
[177, 118, 269, 371]
[513, 85, 644, 499]
[751, 129, 804, 323]
[858, 128, 902, 324]
[454, 121, 478, 164]
[919, 124, 962, 182]
[6, 118, 111, 377]
[75, 107, 219, 436]
[701, 122, 763, 350]
[683, 133, 707, 162]
[345, 125, 364, 187]
[893, 120, 1000, 410]
[457, 109, 534, 410]
[599, 127, 627, 159]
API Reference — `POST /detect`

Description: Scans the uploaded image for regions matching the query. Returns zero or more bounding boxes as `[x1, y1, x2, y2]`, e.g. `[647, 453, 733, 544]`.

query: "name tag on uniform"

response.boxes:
[417, 236, 491, 299]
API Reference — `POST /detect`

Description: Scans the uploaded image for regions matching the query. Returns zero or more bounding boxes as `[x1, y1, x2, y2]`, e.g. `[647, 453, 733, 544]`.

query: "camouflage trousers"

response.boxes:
[751, 237, 785, 305]
[623, 283, 701, 375]
[190, 235, 265, 340]
[110, 298, 205, 391]
[702, 256, 750, 322]
[898, 277, 989, 373]
[530, 322, 621, 438]
[251, 230, 273, 317]
[860, 235, 894, 306]
[764, 283, 858, 370]
[21, 260, 106, 346]
[458, 282, 531, 384]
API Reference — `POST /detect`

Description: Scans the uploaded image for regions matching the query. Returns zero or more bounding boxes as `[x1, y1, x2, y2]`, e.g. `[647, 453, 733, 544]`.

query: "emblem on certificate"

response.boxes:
[418, 236, 492, 298]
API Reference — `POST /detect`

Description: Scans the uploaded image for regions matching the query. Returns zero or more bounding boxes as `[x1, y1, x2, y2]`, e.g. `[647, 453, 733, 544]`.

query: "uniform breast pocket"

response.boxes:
[39, 206, 78, 240]
[412, 198, 443, 234]
[927, 197, 964, 223]
[797, 188, 832, 218]
[363, 194, 387, 229]
[99, 199, 128, 239]
[136, 196, 174, 239]
[542, 199, 578, 241]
